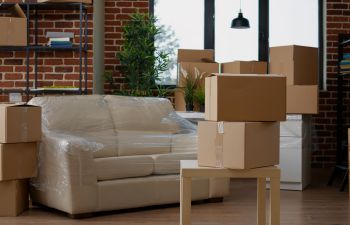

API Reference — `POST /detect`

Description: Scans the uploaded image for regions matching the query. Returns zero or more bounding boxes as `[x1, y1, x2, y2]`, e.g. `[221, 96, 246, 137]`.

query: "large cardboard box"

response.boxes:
[205, 74, 286, 122]
[177, 49, 215, 63]
[0, 4, 27, 46]
[0, 179, 28, 217]
[221, 61, 267, 74]
[269, 45, 318, 85]
[0, 143, 38, 181]
[198, 121, 280, 169]
[287, 85, 318, 114]
[0, 104, 41, 143]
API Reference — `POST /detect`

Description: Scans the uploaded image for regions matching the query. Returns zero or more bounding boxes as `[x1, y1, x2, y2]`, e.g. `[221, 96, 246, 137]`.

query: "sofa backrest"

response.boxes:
[104, 95, 180, 132]
[29, 95, 115, 133]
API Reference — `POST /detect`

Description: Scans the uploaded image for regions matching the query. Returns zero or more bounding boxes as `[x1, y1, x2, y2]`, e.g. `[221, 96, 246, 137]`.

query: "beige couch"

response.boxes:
[29, 95, 230, 216]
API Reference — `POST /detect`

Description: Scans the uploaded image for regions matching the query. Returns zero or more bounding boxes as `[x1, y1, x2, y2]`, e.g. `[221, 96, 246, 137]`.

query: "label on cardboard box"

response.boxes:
[0, 104, 41, 143]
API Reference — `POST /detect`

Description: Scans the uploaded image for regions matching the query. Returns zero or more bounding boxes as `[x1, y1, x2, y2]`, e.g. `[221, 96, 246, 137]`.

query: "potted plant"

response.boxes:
[179, 67, 205, 111]
[116, 13, 169, 96]
[194, 87, 205, 112]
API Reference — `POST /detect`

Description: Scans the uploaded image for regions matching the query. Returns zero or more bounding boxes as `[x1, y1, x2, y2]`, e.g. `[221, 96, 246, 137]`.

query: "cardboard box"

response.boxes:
[287, 85, 318, 114]
[0, 4, 27, 46]
[177, 49, 215, 63]
[0, 143, 38, 181]
[0, 179, 28, 217]
[37, 0, 92, 3]
[269, 45, 318, 85]
[198, 121, 280, 169]
[0, 104, 41, 143]
[205, 74, 286, 122]
[221, 61, 267, 74]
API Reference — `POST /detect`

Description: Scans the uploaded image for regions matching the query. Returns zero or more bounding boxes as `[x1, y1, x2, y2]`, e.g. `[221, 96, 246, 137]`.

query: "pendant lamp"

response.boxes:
[231, 0, 250, 29]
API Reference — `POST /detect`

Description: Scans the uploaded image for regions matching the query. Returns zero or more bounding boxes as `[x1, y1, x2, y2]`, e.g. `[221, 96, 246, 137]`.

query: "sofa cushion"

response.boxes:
[171, 132, 198, 153]
[29, 95, 115, 133]
[94, 155, 154, 181]
[117, 131, 172, 156]
[152, 152, 197, 175]
[67, 131, 118, 158]
[105, 95, 180, 132]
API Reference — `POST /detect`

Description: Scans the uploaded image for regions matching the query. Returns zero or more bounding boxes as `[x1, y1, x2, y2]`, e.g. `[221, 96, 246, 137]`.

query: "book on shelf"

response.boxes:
[46, 32, 74, 48]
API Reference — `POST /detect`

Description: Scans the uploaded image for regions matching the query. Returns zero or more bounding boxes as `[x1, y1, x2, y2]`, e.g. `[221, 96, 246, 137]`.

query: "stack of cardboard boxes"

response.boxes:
[198, 74, 286, 169]
[0, 104, 41, 216]
[270, 45, 318, 190]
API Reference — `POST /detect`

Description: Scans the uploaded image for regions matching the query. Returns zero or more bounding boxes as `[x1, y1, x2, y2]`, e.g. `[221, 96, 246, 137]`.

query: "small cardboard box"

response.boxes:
[37, 0, 92, 3]
[0, 143, 38, 181]
[0, 4, 27, 46]
[0, 179, 28, 217]
[205, 74, 286, 122]
[221, 61, 267, 74]
[177, 49, 215, 63]
[287, 85, 319, 114]
[0, 104, 41, 143]
[269, 45, 318, 85]
[198, 121, 280, 169]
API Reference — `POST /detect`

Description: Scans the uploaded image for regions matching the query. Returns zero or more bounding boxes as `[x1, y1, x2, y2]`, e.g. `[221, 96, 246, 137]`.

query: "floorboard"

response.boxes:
[0, 169, 348, 225]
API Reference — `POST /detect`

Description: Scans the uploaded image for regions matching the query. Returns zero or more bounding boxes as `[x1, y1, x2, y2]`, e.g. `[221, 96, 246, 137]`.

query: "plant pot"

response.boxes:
[199, 104, 205, 112]
[186, 104, 194, 112]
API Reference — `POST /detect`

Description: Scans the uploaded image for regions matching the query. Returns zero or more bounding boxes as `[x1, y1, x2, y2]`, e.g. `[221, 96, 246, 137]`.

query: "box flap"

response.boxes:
[177, 49, 215, 63]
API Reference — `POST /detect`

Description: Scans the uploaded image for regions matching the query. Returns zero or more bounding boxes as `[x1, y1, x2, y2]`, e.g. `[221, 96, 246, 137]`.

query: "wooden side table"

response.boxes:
[180, 160, 280, 225]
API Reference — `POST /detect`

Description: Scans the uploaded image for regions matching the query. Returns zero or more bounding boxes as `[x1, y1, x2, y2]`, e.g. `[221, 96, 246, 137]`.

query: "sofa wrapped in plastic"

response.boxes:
[29, 95, 230, 215]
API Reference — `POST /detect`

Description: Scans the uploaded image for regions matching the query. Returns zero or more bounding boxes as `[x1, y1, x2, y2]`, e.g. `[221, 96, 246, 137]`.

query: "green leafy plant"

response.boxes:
[116, 13, 169, 96]
[178, 67, 205, 110]
[194, 87, 205, 105]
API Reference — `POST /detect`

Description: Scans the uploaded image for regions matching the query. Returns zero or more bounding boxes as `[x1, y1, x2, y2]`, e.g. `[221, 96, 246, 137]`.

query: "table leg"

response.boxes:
[180, 176, 192, 225]
[269, 177, 280, 225]
[257, 178, 266, 225]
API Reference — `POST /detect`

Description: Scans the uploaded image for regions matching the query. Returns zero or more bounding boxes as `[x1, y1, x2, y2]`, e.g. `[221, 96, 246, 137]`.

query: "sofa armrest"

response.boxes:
[30, 131, 101, 214]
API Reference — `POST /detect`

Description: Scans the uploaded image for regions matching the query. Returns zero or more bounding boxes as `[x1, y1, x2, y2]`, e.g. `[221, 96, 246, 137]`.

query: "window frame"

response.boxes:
[150, 0, 323, 88]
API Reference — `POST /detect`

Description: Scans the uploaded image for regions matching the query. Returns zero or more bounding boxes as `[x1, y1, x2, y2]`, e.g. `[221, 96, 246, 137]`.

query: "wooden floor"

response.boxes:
[1, 169, 349, 225]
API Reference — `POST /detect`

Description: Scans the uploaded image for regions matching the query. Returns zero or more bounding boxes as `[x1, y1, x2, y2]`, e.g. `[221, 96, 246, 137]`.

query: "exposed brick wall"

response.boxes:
[0, 7, 94, 102]
[311, 0, 349, 168]
[104, 0, 149, 93]
[0, 0, 149, 101]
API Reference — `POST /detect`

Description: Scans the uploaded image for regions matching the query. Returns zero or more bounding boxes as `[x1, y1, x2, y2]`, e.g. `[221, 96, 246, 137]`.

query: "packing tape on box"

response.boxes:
[20, 108, 29, 141]
[215, 122, 224, 167]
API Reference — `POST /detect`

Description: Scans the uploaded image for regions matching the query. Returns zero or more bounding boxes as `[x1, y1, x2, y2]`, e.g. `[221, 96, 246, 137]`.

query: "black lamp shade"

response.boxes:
[231, 12, 250, 29]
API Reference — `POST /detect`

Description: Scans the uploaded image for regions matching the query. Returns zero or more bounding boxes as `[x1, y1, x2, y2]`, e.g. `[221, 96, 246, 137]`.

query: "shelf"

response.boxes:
[0, 2, 88, 11]
[30, 88, 81, 94]
[0, 45, 88, 52]
[30, 45, 87, 52]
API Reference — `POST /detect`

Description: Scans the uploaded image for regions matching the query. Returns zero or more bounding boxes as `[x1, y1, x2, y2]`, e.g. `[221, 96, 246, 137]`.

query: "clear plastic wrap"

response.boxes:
[28, 95, 230, 214]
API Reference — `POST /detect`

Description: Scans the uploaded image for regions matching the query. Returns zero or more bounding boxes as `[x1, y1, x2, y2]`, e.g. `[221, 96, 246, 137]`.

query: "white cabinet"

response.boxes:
[279, 115, 311, 190]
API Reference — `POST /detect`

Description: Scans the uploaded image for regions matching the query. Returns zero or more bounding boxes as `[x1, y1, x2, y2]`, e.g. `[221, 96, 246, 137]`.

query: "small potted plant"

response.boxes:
[194, 87, 205, 112]
[179, 67, 205, 111]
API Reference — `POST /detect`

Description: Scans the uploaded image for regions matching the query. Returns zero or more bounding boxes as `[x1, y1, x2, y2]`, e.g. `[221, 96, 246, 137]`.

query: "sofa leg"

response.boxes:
[68, 212, 95, 219]
[206, 197, 224, 203]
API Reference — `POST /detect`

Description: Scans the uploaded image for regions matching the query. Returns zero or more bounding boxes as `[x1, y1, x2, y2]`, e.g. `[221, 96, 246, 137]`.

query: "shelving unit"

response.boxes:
[0, 2, 89, 100]
[328, 34, 350, 191]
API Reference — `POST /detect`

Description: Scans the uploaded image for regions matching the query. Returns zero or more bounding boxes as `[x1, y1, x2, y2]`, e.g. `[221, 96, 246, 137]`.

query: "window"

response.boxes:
[269, 0, 319, 48]
[154, 0, 204, 85]
[215, 0, 259, 62]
